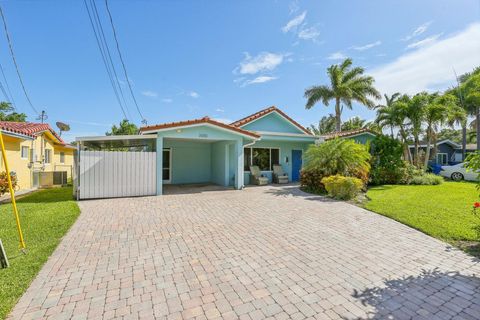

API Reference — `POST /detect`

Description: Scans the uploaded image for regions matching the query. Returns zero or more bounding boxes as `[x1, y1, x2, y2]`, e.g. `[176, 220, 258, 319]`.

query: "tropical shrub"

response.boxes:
[303, 138, 371, 184]
[369, 135, 406, 185]
[321, 175, 363, 200]
[300, 169, 326, 193]
[399, 162, 423, 185]
[0, 171, 18, 195]
[409, 173, 444, 185]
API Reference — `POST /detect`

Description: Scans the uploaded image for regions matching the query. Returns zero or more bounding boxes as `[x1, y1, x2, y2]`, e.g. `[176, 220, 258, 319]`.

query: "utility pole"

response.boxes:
[36, 110, 48, 123]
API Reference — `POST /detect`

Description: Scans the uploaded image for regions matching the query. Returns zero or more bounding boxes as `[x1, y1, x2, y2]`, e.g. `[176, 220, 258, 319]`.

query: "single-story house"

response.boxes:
[75, 106, 374, 199]
[408, 139, 476, 165]
[0, 121, 75, 191]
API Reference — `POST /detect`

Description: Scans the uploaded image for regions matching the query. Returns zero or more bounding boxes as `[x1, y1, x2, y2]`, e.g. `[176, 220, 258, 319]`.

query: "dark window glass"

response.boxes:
[271, 149, 279, 170]
[244, 148, 251, 171]
[252, 148, 270, 171]
[162, 150, 170, 168]
[162, 169, 170, 180]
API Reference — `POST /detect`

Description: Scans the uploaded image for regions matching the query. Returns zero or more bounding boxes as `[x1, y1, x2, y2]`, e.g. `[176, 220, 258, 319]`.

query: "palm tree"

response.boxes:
[341, 116, 367, 131]
[309, 114, 336, 135]
[375, 96, 412, 162]
[374, 93, 401, 137]
[405, 93, 430, 167]
[423, 94, 449, 169]
[461, 71, 480, 150]
[304, 58, 381, 132]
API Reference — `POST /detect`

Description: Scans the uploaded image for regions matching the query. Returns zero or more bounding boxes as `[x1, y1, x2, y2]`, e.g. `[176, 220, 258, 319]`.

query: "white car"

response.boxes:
[439, 163, 478, 181]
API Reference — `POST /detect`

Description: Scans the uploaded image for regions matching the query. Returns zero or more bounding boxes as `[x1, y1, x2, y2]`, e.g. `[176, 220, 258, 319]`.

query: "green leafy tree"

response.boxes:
[304, 58, 380, 132]
[375, 95, 411, 163]
[461, 71, 480, 150]
[0, 101, 27, 122]
[341, 116, 367, 131]
[369, 135, 406, 185]
[106, 119, 138, 136]
[406, 93, 430, 167]
[309, 114, 336, 135]
[374, 93, 401, 137]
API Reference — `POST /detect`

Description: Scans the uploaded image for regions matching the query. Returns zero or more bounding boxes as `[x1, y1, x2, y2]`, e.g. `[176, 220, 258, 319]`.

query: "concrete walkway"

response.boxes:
[8, 185, 480, 319]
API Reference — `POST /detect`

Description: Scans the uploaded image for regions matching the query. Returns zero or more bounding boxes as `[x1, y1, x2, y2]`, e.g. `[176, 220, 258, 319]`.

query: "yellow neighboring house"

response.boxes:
[0, 121, 75, 191]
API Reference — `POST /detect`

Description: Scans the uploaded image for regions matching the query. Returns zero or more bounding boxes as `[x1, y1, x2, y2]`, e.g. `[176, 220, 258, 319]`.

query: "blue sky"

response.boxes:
[1, 0, 479, 141]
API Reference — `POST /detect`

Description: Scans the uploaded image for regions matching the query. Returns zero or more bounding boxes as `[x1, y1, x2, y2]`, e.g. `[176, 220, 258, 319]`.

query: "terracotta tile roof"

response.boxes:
[0, 121, 66, 144]
[322, 128, 377, 140]
[139, 117, 260, 138]
[230, 106, 312, 135]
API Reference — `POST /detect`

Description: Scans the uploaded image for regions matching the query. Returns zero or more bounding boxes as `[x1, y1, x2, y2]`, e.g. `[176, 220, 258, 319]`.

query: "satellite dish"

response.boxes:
[56, 121, 70, 137]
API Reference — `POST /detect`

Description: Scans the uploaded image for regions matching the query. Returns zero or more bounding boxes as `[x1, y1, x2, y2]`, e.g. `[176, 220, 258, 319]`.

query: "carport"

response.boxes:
[75, 135, 157, 200]
[75, 117, 259, 199]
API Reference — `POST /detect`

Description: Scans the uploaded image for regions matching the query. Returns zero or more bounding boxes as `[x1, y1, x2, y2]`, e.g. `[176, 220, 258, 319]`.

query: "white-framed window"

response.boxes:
[21, 146, 29, 159]
[30, 148, 35, 162]
[60, 152, 65, 164]
[437, 153, 448, 165]
[44, 149, 51, 164]
[244, 147, 280, 171]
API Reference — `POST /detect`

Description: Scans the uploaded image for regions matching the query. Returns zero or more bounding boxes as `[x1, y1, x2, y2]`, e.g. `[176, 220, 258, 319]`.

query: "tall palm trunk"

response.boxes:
[390, 126, 394, 138]
[335, 97, 341, 132]
[477, 106, 480, 151]
[399, 126, 412, 163]
[462, 124, 467, 161]
[424, 126, 432, 170]
[414, 136, 420, 167]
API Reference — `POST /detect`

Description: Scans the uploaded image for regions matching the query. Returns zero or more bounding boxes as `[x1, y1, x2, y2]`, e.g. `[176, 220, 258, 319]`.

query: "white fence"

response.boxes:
[78, 150, 156, 199]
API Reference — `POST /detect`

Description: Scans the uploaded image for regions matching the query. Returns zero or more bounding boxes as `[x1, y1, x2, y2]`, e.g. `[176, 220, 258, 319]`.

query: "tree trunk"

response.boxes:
[390, 126, 394, 138]
[424, 127, 431, 170]
[414, 136, 420, 167]
[476, 106, 480, 151]
[335, 98, 341, 132]
[462, 124, 467, 162]
[399, 126, 412, 163]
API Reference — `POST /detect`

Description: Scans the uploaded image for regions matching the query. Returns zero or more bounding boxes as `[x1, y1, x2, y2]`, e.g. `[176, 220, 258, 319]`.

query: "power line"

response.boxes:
[0, 62, 17, 110]
[90, 0, 131, 119]
[0, 4, 39, 115]
[83, 0, 128, 119]
[104, 0, 147, 125]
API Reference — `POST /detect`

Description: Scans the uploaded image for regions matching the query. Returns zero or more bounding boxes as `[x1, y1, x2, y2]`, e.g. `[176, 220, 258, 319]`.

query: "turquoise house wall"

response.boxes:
[211, 141, 230, 186]
[243, 140, 312, 185]
[346, 133, 376, 145]
[164, 140, 212, 184]
[241, 113, 305, 134]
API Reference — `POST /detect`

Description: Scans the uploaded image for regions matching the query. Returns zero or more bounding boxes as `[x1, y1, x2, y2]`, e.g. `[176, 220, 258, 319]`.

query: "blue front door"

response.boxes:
[291, 150, 302, 182]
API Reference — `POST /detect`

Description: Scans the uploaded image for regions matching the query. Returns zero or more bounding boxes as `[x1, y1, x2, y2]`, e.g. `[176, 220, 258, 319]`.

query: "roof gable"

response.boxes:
[139, 117, 260, 139]
[231, 106, 311, 135]
[0, 121, 65, 144]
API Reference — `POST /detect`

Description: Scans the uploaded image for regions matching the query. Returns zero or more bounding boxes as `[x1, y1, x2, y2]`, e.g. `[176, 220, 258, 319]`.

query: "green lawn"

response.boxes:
[365, 181, 480, 255]
[0, 187, 80, 320]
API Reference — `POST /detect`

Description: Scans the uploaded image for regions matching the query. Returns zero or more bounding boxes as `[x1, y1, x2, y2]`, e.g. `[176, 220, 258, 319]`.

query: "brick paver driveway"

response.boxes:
[9, 185, 480, 320]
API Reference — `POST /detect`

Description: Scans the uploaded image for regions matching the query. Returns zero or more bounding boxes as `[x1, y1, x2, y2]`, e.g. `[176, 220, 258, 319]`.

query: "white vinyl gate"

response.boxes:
[79, 150, 156, 199]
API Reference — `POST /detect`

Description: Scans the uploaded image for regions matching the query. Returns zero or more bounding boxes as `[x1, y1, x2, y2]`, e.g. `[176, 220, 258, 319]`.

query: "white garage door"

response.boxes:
[79, 150, 156, 199]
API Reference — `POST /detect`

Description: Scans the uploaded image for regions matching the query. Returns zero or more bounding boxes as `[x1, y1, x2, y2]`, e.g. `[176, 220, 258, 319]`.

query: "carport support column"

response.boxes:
[235, 139, 244, 190]
[156, 136, 163, 195]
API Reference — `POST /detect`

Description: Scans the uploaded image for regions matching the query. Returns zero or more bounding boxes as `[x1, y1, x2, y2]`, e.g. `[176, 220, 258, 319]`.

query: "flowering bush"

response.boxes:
[321, 175, 363, 200]
[0, 171, 18, 195]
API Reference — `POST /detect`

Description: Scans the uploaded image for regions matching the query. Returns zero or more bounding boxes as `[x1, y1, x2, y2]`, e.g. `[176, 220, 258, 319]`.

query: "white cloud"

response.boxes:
[327, 51, 347, 60]
[298, 26, 320, 40]
[289, 0, 300, 14]
[141, 90, 158, 98]
[282, 11, 306, 33]
[215, 108, 225, 113]
[352, 40, 382, 51]
[236, 52, 285, 75]
[406, 33, 442, 49]
[188, 91, 199, 98]
[370, 23, 480, 95]
[212, 117, 233, 124]
[243, 76, 278, 86]
[403, 21, 432, 41]
[162, 98, 173, 103]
